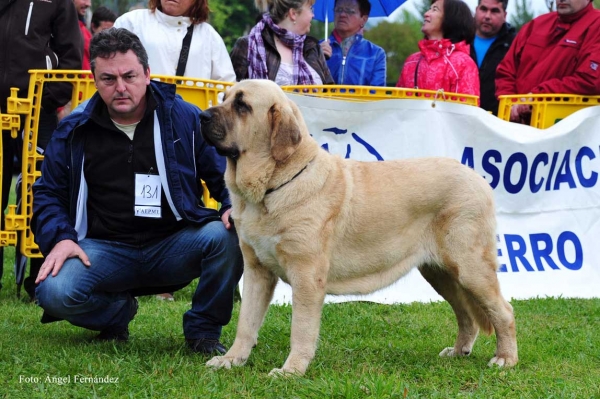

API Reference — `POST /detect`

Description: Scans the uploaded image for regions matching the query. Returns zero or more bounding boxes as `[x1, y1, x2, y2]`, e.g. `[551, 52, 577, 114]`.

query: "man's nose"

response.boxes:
[115, 78, 126, 92]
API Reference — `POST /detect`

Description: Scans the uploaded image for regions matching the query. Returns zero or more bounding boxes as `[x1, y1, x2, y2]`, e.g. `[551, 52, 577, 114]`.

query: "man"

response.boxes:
[74, 0, 93, 69]
[319, 0, 387, 86]
[32, 28, 243, 355]
[91, 6, 117, 35]
[470, 0, 515, 115]
[0, 0, 82, 295]
[496, 0, 600, 123]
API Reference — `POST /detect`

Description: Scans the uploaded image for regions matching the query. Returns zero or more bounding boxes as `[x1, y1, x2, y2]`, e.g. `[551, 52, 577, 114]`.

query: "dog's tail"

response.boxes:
[419, 265, 494, 336]
[464, 292, 494, 336]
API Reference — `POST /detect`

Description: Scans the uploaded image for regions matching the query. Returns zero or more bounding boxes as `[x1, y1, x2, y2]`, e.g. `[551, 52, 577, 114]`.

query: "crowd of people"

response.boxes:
[0, 0, 599, 354]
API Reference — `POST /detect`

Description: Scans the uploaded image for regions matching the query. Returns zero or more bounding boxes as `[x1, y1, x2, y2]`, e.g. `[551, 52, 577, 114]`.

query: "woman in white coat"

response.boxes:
[114, 0, 235, 82]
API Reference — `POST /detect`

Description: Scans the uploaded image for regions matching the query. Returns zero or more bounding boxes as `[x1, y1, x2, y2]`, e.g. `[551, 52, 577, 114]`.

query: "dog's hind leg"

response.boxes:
[207, 242, 278, 370]
[443, 246, 518, 368]
[419, 265, 480, 358]
[456, 259, 518, 368]
[268, 256, 328, 377]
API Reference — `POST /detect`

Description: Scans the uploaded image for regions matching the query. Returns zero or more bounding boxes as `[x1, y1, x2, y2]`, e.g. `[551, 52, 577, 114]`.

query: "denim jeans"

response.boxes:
[36, 222, 243, 340]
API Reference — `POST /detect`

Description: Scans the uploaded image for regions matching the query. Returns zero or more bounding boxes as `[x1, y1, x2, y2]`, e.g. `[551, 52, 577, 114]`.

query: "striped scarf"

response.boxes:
[247, 13, 315, 85]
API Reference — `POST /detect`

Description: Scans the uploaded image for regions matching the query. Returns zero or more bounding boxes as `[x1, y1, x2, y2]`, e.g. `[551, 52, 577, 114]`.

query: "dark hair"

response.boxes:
[149, 0, 209, 24]
[477, 0, 508, 11]
[91, 6, 117, 30]
[436, 0, 475, 44]
[334, 0, 371, 16]
[89, 28, 149, 74]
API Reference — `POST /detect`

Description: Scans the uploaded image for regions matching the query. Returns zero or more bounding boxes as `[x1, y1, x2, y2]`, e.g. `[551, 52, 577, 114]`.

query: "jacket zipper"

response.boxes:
[25, 2, 34, 36]
[341, 56, 346, 84]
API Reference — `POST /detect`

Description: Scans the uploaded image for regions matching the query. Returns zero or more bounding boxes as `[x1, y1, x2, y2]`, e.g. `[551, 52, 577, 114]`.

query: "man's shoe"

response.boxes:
[187, 338, 227, 355]
[94, 297, 138, 342]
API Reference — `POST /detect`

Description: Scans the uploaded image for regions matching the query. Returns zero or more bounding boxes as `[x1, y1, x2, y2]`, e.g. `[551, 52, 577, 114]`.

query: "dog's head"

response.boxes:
[201, 80, 314, 203]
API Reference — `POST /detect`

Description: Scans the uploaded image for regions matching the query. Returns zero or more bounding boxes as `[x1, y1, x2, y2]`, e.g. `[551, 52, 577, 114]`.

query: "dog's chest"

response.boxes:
[238, 209, 287, 276]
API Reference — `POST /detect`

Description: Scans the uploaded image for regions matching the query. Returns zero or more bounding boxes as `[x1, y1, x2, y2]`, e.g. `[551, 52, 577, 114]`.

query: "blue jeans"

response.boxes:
[35, 222, 243, 340]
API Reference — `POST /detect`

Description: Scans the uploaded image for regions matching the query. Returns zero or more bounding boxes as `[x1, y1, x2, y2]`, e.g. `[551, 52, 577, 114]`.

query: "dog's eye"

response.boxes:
[234, 92, 252, 115]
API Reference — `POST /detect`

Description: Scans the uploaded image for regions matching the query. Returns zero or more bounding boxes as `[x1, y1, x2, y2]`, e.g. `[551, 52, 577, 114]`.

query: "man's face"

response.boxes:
[475, 0, 506, 38]
[556, 0, 589, 15]
[334, 0, 368, 38]
[73, 0, 91, 17]
[94, 50, 150, 124]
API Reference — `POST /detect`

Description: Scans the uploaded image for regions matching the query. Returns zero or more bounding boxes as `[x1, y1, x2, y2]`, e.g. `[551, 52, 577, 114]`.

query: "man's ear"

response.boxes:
[269, 103, 302, 163]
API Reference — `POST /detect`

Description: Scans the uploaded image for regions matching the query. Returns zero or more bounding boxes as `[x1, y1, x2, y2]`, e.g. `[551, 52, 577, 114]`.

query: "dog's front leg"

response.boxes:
[207, 242, 278, 370]
[269, 259, 328, 377]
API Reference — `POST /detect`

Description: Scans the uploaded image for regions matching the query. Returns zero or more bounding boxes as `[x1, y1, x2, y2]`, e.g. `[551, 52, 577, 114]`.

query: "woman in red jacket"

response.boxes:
[396, 0, 479, 97]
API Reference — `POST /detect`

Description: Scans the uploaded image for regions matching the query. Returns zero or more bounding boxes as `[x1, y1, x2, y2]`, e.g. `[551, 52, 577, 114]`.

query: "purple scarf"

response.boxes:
[247, 13, 315, 85]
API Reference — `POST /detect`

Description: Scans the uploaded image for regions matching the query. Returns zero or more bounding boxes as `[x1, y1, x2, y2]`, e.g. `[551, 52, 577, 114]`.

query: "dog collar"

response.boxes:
[265, 164, 309, 195]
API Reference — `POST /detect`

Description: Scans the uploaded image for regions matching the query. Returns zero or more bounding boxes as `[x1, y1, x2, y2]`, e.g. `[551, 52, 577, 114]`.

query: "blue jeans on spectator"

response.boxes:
[35, 222, 243, 340]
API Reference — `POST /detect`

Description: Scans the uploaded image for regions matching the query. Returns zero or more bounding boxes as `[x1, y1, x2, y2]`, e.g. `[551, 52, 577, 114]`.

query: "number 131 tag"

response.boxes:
[135, 174, 162, 219]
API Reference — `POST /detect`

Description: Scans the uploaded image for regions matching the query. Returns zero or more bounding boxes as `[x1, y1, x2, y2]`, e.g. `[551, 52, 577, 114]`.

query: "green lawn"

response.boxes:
[1, 249, 599, 398]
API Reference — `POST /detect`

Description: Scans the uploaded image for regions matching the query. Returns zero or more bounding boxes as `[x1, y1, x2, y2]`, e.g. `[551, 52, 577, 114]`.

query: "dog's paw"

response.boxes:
[267, 367, 302, 378]
[488, 355, 518, 368]
[439, 347, 457, 357]
[206, 355, 247, 370]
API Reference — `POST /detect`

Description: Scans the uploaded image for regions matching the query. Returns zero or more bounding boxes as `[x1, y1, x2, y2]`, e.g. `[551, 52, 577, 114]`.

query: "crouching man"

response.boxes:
[32, 28, 243, 355]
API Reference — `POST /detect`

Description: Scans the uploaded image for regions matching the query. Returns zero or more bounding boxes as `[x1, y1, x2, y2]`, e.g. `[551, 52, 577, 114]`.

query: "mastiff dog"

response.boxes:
[200, 80, 518, 376]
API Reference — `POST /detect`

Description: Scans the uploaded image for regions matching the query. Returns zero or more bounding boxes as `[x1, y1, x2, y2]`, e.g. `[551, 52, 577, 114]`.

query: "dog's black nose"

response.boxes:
[199, 110, 212, 123]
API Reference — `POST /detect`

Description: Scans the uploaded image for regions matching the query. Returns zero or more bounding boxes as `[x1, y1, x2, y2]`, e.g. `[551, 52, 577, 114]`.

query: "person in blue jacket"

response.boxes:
[320, 0, 387, 86]
[31, 28, 243, 356]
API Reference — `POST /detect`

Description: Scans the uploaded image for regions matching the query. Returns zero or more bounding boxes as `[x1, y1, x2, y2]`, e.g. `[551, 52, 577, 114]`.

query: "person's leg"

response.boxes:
[35, 239, 139, 332]
[141, 222, 243, 341]
[0, 130, 17, 289]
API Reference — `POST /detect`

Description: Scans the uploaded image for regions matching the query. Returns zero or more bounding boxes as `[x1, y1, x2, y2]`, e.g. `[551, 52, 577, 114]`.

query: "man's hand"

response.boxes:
[509, 103, 532, 124]
[320, 40, 332, 59]
[221, 208, 233, 230]
[36, 240, 91, 283]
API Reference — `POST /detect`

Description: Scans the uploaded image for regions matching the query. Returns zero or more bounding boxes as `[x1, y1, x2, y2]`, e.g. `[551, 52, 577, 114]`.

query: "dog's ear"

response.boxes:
[269, 103, 302, 163]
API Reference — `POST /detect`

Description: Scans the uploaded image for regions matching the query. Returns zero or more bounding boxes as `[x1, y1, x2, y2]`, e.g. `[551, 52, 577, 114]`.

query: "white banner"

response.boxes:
[244, 95, 600, 304]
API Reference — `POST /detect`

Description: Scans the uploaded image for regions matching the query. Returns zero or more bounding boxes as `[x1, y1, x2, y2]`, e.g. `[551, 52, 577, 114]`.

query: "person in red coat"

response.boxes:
[73, 0, 92, 70]
[495, 0, 600, 123]
[396, 0, 479, 98]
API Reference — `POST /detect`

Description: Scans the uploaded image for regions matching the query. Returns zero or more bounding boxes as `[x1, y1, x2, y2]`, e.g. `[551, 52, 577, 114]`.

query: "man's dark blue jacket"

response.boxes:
[32, 80, 230, 256]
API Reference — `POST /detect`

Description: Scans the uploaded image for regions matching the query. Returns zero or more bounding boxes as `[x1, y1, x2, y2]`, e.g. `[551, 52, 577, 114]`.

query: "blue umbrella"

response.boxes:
[312, 0, 408, 31]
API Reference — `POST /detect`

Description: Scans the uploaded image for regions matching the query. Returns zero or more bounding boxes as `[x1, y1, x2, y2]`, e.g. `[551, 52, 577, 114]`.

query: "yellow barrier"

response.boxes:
[2, 70, 232, 256]
[498, 94, 600, 129]
[282, 85, 480, 106]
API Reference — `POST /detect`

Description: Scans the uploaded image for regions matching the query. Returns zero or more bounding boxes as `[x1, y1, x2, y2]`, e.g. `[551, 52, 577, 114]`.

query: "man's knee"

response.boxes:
[36, 268, 89, 317]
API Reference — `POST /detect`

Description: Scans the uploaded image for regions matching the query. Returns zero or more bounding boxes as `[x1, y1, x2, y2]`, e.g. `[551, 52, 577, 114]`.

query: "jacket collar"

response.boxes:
[419, 39, 470, 61]
[53, 80, 176, 139]
[558, 1, 593, 24]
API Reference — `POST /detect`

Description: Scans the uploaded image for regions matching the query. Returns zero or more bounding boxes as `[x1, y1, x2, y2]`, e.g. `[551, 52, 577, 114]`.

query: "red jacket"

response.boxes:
[396, 39, 480, 97]
[79, 20, 92, 70]
[496, 2, 600, 96]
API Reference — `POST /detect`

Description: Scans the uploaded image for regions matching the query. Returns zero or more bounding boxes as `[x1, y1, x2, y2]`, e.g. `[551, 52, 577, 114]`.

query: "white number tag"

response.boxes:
[135, 174, 162, 218]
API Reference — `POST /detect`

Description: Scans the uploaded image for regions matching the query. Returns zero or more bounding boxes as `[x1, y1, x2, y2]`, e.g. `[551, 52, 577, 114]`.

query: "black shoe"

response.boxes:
[186, 338, 227, 355]
[94, 297, 138, 342]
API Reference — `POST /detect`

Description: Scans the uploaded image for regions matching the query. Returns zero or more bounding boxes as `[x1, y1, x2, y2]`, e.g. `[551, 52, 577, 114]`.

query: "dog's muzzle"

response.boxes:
[200, 110, 240, 160]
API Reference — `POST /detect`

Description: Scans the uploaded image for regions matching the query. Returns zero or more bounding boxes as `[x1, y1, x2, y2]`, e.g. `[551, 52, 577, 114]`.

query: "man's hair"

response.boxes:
[433, 0, 475, 44]
[477, 0, 508, 11]
[89, 28, 149, 74]
[148, 0, 209, 24]
[91, 6, 117, 29]
[333, 0, 372, 16]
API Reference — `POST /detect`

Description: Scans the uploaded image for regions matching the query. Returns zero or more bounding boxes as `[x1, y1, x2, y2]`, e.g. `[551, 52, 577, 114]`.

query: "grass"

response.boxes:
[1, 248, 599, 399]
